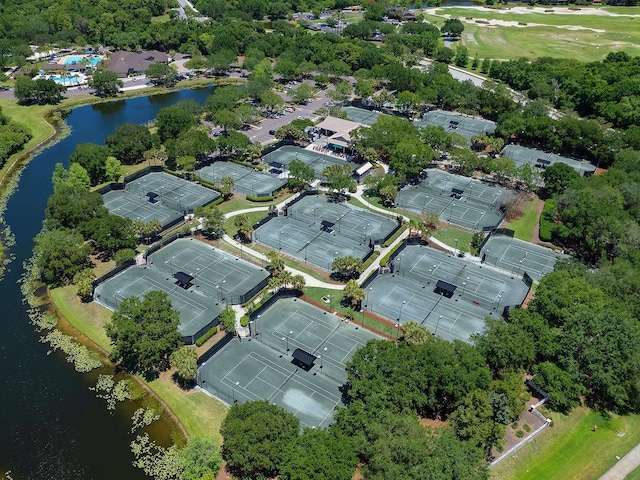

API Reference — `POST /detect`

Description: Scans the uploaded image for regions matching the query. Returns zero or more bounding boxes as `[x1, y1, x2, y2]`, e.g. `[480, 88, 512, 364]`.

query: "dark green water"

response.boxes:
[0, 87, 213, 480]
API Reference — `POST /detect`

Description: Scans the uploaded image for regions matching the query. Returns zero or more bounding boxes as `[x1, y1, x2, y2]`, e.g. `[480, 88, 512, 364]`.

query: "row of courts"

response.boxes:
[94, 266, 225, 344]
[103, 172, 220, 229]
[415, 110, 496, 143]
[198, 297, 382, 428]
[195, 161, 287, 197]
[480, 235, 567, 282]
[262, 145, 356, 181]
[364, 245, 530, 342]
[253, 195, 400, 271]
[146, 238, 269, 305]
[396, 169, 509, 231]
[93, 237, 269, 343]
[501, 144, 596, 177]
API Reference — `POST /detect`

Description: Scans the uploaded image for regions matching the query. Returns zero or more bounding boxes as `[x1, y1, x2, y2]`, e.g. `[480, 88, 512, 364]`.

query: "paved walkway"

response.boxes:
[599, 442, 640, 480]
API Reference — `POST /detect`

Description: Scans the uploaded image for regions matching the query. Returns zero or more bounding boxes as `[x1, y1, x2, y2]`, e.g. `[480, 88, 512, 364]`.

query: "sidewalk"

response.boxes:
[599, 443, 640, 480]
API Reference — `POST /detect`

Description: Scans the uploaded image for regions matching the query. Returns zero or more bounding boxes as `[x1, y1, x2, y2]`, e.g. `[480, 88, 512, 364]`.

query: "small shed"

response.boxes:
[292, 348, 317, 371]
[146, 191, 159, 204]
[451, 187, 464, 199]
[173, 271, 194, 289]
[435, 280, 457, 298]
[321, 220, 335, 233]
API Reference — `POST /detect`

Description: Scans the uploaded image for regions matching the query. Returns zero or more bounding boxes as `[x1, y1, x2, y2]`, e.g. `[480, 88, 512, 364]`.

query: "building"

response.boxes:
[104, 50, 170, 78]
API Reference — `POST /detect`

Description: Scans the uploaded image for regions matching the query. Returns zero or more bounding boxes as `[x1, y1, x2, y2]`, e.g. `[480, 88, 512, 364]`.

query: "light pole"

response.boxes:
[485, 249, 490, 266]
[360, 308, 365, 328]
[395, 322, 400, 341]
[365, 287, 372, 311]
[285, 330, 293, 354]
[429, 264, 437, 285]
[320, 346, 327, 373]
[363, 223, 370, 243]
[449, 202, 455, 221]
[232, 381, 239, 403]
[398, 300, 407, 323]
[454, 238, 458, 257]
[397, 253, 404, 276]
[313, 208, 316, 225]
[279, 230, 284, 250]
[255, 314, 260, 338]
[461, 281, 466, 299]
[434, 315, 443, 336]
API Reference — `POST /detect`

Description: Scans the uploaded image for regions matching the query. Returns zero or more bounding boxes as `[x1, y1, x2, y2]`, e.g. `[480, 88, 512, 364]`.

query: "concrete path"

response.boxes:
[599, 443, 640, 480]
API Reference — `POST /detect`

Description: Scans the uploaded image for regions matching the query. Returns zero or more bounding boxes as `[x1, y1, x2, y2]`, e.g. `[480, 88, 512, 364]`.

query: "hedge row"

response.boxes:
[383, 223, 408, 248]
[379, 242, 405, 268]
[246, 194, 273, 202]
[359, 251, 380, 274]
[195, 326, 218, 346]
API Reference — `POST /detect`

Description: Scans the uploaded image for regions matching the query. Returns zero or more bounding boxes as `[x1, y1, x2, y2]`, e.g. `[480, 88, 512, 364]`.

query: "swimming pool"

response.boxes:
[63, 55, 102, 66]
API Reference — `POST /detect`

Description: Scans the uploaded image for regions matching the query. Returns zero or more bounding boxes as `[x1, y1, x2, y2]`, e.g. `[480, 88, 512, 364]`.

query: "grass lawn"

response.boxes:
[423, 6, 640, 62]
[223, 210, 267, 237]
[431, 226, 473, 254]
[49, 285, 113, 352]
[147, 374, 227, 444]
[505, 196, 541, 242]
[626, 466, 640, 480]
[492, 407, 640, 480]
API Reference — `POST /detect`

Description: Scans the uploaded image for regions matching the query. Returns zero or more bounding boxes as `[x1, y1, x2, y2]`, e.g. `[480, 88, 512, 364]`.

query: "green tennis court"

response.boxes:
[254, 195, 399, 271]
[415, 110, 496, 142]
[364, 245, 530, 342]
[93, 266, 224, 344]
[263, 145, 355, 180]
[198, 297, 381, 428]
[501, 144, 596, 176]
[195, 161, 287, 197]
[147, 237, 270, 305]
[343, 106, 381, 125]
[103, 189, 182, 228]
[397, 170, 508, 231]
[124, 171, 221, 213]
[481, 235, 567, 281]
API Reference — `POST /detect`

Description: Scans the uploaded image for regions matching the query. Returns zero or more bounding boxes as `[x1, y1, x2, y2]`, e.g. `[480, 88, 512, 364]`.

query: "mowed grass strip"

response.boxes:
[491, 407, 640, 480]
[147, 375, 227, 444]
[505, 196, 541, 242]
[626, 465, 640, 480]
[49, 285, 113, 352]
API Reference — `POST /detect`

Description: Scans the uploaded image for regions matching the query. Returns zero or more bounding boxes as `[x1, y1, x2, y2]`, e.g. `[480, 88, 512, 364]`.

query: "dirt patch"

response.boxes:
[419, 417, 448, 429]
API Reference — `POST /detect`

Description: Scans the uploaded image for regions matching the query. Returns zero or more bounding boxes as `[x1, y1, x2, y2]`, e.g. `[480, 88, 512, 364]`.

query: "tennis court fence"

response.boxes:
[92, 258, 136, 289]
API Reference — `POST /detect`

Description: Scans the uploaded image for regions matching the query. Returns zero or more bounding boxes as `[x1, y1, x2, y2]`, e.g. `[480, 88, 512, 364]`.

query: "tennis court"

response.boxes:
[195, 161, 287, 197]
[254, 195, 399, 271]
[198, 297, 381, 427]
[396, 170, 508, 230]
[343, 106, 381, 125]
[415, 110, 496, 142]
[262, 145, 355, 180]
[103, 189, 182, 228]
[364, 245, 530, 342]
[481, 236, 567, 281]
[147, 238, 270, 305]
[94, 266, 224, 344]
[125, 172, 221, 213]
[501, 144, 596, 177]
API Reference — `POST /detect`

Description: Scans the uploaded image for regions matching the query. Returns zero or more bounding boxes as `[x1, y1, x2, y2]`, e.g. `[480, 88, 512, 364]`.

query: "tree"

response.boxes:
[288, 158, 315, 190]
[170, 347, 199, 382]
[212, 109, 242, 132]
[332, 256, 363, 280]
[81, 214, 137, 258]
[542, 162, 581, 196]
[45, 183, 106, 231]
[69, 143, 110, 186]
[114, 248, 136, 265]
[73, 268, 95, 301]
[259, 90, 284, 113]
[343, 279, 365, 307]
[280, 428, 357, 480]
[322, 164, 355, 195]
[220, 176, 235, 198]
[178, 437, 222, 480]
[104, 156, 122, 182]
[401, 321, 431, 345]
[34, 229, 92, 286]
[146, 62, 178, 87]
[266, 250, 285, 276]
[201, 205, 225, 238]
[106, 123, 153, 165]
[106, 290, 183, 375]
[291, 83, 315, 105]
[218, 306, 236, 333]
[14, 75, 65, 104]
[442, 18, 464, 38]
[291, 274, 306, 291]
[221, 400, 299, 479]
[89, 70, 122, 96]
[434, 46, 455, 64]
[156, 105, 197, 142]
[233, 213, 253, 241]
[455, 45, 469, 68]
[472, 317, 535, 376]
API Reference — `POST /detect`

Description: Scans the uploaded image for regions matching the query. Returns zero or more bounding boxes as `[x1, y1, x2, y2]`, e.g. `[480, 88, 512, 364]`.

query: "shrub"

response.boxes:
[516, 429, 525, 438]
[511, 421, 519, 429]
[240, 315, 249, 327]
[246, 194, 273, 202]
[196, 326, 218, 346]
[523, 423, 531, 432]
[115, 248, 137, 265]
[379, 243, 404, 267]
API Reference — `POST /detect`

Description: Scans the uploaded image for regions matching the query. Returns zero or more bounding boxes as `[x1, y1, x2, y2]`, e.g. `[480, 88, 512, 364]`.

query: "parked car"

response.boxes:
[269, 130, 276, 135]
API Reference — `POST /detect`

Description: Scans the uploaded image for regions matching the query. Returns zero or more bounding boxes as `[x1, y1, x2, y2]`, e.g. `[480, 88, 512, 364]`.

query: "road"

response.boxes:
[174, 0, 208, 22]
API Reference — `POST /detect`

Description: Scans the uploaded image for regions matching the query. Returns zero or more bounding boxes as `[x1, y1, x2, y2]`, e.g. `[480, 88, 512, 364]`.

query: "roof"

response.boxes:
[451, 187, 464, 195]
[105, 50, 170, 75]
[146, 192, 159, 200]
[436, 280, 457, 295]
[315, 116, 362, 135]
[355, 162, 373, 176]
[174, 271, 193, 284]
[321, 220, 335, 228]
[292, 348, 317, 367]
